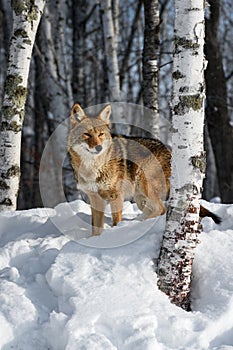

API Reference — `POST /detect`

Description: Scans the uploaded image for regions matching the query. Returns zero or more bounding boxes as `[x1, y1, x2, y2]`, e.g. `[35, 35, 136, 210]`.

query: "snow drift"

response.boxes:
[0, 199, 232, 349]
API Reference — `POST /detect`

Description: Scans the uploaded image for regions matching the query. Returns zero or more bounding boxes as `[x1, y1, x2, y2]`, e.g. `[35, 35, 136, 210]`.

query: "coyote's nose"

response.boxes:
[95, 145, 102, 153]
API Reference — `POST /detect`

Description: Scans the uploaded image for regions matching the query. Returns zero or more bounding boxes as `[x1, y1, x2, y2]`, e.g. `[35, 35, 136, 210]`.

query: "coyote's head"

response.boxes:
[68, 104, 112, 156]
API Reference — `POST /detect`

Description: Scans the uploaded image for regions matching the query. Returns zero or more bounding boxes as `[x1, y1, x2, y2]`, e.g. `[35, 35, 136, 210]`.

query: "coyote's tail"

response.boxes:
[200, 205, 222, 224]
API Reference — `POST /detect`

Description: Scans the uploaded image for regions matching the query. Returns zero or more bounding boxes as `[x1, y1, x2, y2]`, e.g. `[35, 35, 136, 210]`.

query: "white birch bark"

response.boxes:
[100, 0, 120, 102]
[0, 0, 45, 211]
[157, 0, 206, 311]
[100, 0, 127, 135]
[142, 0, 160, 138]
[112, 0, 119, 51]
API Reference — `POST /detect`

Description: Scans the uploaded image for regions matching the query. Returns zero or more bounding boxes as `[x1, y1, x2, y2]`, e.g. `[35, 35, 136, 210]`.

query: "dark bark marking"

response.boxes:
[0, 198, 13, 206]
[12, 0, 39, 22]
[4, 74, 27, 110]
[172, 70, 184, 80]
[174, 95, 204, 115]
[191, 152, 206, 173]
[0, 181, 10, 190]
[14, 29, 29, 38]
[5, 165, 20, 178]
[174, 36, 200, 54]
[1, 121, 22, 132]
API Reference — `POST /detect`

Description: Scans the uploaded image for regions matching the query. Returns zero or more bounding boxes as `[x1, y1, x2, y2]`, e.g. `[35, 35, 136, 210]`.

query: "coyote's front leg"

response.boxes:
[99, 188, 124, 228]
[110, 191, 124, 227]
[88, 192, 106, 235]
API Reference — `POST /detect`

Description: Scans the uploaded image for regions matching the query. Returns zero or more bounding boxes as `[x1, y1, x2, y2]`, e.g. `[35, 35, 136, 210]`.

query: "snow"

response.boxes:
[0, 199, 233, 349]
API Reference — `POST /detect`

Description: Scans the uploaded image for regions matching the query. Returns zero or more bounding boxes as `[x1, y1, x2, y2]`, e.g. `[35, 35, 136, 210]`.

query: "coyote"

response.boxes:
[68, 104, 221, 235]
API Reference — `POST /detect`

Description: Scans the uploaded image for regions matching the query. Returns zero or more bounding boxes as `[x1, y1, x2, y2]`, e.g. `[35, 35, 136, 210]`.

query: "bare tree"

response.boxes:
[72, 0, 87, 106]
[119, 0, 143, 89]
[34, 2, 73, 207]
[112, 0, 119, 49]
[157, 0, 206, 311]
[100, 0, 121, 103]
[0, 0, 45, 211]
[142, 0, 160, 138]
[205, 0, 233, 203]
[0, 0, 12, 100]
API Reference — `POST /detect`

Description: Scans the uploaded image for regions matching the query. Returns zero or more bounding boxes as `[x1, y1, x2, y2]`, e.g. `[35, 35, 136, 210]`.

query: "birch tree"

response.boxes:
[157, 0, 206, 311]
[0, 0, 45, 211]
[142, 0, 160, 138]
[100, 0, 121, 103]
[100, 0, 127, 134]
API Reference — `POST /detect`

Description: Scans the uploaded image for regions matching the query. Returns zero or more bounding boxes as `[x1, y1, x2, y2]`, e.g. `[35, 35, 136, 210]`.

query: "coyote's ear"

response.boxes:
[70, 103, 86, 128]
[98, 104, 111, 125]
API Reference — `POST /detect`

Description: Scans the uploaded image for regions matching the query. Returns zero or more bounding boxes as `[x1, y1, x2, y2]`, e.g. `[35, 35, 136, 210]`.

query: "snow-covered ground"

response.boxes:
[0, 199, 232, 350]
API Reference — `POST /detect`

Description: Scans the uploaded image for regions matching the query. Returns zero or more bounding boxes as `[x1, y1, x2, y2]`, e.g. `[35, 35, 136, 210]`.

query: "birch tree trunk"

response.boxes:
[100, 0, 121, 102]
[142, 0, 160, 138]
[100, 0, 125, 133]
[0, 0, 45, 211]
[112, 0, 119, 50]
[157, 0, 206, 311]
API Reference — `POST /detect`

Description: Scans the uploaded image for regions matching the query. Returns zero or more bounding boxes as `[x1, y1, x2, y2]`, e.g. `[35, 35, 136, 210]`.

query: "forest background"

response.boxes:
[0, 0, 232, 210]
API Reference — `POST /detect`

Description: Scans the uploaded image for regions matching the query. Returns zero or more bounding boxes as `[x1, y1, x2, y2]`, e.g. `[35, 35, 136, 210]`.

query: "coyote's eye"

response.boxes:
[98, 132, 104, 137]
[83, 132, 91, 138]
